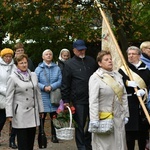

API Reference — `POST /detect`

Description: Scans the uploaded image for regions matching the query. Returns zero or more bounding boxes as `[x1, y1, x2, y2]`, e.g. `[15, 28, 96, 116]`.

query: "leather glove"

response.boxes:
[126, 80, 138, 88]
[136, 89, 146, 97]
[124, 117, 129, 124]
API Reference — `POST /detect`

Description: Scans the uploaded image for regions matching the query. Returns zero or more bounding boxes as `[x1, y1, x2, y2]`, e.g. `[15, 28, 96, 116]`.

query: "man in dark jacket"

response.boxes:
[119, 46, 150, 150]
[61, 39, 97, 150]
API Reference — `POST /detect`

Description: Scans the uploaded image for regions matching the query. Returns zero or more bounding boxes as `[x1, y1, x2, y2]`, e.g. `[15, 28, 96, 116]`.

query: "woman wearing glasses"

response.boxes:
[0, 48, 16, 147]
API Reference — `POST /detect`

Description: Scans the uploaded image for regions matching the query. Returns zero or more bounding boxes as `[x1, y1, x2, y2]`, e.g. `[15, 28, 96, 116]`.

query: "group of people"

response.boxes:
[0, 39, 150, 150]
[88, 41, 150, 150]
[0, 43, 42, 150]
[0, 42, 71, 149]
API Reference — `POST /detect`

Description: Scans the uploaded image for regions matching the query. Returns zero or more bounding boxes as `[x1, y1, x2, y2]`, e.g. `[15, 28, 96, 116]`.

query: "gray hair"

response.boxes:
[42, 49, 53, 56]
[126, 46, 141, 55]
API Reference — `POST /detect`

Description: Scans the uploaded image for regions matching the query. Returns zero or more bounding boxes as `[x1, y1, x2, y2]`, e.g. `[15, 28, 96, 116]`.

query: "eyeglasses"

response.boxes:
[3, 56, 13, 59]
[127, 53, 139, 56]
[144, 47, 150, 50]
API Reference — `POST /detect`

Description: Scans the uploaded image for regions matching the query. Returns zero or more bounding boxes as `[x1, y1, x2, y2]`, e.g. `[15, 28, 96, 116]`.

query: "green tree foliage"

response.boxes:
[0, 0, 149, 64]
[99, 0, 150, 50]
[0, 0, 102, 64]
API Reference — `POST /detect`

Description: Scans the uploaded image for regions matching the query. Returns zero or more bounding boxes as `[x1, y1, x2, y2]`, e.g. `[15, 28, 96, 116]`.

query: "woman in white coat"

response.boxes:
[88, 51, 129, 150]
[0, 48, 16, 147]
[5, 54, 44, 150]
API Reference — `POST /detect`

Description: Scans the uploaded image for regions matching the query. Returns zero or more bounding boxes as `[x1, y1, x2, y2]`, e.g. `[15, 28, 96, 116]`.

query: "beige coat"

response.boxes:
[89, 68, 129, 150]
[5, 70, 44, 128]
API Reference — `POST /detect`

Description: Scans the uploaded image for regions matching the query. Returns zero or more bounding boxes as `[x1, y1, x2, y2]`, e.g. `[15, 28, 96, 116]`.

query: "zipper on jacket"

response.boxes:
[81, 58, 86, 70]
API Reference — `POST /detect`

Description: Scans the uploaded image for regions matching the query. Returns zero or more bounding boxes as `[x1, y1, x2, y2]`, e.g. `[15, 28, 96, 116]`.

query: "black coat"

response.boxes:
[61, 55, 97, 105]
[57, 59, 64, 72]
[28, 58, 35, 71]
[119, 62, 150, 132]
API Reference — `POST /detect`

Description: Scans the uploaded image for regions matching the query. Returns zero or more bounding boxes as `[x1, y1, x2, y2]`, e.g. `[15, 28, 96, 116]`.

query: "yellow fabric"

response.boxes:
[96, 73, 124, 102]
[120, 66, 146, 89]
[99, 112, 113, 119]
[0, 48, 14, 57]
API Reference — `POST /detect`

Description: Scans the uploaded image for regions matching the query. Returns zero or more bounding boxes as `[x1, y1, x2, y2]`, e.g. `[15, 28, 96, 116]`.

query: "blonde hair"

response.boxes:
[140, 41, 150, 50]
[59, 48, 70, 60]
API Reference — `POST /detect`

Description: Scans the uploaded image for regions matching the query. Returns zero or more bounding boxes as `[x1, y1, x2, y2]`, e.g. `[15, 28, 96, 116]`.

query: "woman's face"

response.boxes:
[2, 54, 13, 64]
[42, 51, 53, 64]
[142, 46, 150, 57]
[17, 57, 28, 72]
[15, 48, 24, 57]
[98, 54, 113, 71]
[61, 51, 70, 61]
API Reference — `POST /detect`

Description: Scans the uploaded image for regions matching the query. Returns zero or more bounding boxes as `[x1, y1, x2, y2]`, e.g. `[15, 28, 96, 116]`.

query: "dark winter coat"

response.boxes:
[61, 55, 97, 105]
[119, 62, 150, 132]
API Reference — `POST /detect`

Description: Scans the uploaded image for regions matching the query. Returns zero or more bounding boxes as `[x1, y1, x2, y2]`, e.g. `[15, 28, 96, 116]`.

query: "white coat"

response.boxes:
[89, 68, 129, 150]
[0, 57, 15, 109]
[5, 69, 44, 128]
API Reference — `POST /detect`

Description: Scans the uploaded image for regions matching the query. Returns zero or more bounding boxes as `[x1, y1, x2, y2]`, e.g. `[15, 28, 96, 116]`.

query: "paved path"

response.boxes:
[0, 116, 77, 150]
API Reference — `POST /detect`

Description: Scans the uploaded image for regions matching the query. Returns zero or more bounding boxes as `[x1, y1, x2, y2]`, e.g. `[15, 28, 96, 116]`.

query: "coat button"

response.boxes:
[26, 107, 29, 109]
[26, 89, 28, 91]
[26, 98, 28, 100]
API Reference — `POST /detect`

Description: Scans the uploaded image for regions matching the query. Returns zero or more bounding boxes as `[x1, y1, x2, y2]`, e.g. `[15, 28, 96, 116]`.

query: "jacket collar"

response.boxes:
[128, 61, 147, 70]
[96, 68, 116, 78]
[74, 55, 86, 61]
[14, 69, 31, 82]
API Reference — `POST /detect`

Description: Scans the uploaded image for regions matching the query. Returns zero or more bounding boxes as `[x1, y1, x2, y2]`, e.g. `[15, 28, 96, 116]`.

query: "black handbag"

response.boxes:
[38, 118, 47, 149]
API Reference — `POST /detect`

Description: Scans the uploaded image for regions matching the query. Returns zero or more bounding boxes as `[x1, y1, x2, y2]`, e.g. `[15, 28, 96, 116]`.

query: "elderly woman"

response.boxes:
[5, 54, 44, 150]
[140, 41, 150, 70]
[57, 48, 70, 72]
[88, 51, 129, 150]
[35, 49, 62, 143]
[119, 46, 150, 150]
[0, 48, 18, 148]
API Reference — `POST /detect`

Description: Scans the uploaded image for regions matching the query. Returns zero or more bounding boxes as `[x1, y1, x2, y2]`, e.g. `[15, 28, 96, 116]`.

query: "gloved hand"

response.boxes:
[89, 120, 99, 128]
[88, 120, 99, 133]
[124, 117, 129, 124]
[127, 80, 138, 88]
[136, 89, 146, 97]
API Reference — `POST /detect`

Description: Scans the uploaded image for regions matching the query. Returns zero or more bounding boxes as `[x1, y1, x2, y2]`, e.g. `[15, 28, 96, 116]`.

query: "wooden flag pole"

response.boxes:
[94, 0, 150, 124]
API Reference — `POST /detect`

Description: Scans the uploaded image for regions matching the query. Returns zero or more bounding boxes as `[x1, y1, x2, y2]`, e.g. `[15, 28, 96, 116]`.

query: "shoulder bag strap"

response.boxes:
[42, 68, 50, 85]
